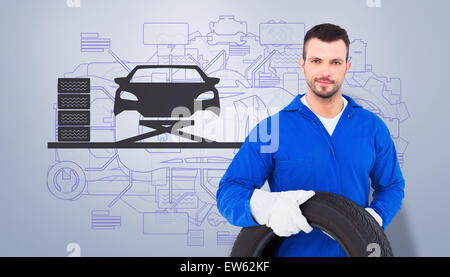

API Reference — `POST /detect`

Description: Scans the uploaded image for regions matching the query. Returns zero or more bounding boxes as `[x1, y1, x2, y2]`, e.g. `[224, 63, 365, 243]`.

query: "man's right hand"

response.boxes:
[250, 189, 315, 237]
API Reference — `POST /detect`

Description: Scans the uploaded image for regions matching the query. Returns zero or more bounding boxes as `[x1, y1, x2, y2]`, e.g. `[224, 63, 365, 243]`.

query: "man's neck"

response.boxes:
[304, 91, 344, 119]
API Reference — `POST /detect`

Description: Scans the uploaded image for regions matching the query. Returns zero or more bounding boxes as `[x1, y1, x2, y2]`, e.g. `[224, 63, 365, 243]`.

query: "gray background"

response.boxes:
[1, 0, 449, 256]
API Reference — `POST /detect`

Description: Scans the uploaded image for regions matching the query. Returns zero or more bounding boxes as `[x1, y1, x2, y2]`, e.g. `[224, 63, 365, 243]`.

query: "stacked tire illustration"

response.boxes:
[57, 78, 91, 142]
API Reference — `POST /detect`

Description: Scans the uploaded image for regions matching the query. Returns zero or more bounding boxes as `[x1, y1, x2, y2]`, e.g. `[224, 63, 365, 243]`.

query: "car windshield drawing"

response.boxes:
[114, 65, 220, 118]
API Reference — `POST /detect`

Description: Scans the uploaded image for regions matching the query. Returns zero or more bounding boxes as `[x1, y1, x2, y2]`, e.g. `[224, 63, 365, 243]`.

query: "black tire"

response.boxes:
[58, 127, 90, 141]
[58, 78, 90, 94]
[58, 94, 91, 109]
[58, 111, 90, 126]
[230, 191, 393, 257]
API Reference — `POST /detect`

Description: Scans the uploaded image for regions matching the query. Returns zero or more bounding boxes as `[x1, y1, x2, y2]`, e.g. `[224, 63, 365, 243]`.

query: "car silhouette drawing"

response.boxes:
[114, 65, 220, 118]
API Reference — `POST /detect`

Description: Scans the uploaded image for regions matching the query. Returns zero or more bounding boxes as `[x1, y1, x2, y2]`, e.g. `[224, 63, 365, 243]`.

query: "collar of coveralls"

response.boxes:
[282, 93, 362, 120]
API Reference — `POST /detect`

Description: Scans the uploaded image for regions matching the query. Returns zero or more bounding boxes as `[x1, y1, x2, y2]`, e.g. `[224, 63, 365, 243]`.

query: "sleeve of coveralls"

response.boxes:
[216, 123, 274, 227]
[368, 118, 405, 228]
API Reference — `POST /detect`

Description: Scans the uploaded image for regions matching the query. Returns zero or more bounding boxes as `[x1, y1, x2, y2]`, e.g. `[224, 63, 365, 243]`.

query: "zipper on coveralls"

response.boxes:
[309, 108, 353, 195]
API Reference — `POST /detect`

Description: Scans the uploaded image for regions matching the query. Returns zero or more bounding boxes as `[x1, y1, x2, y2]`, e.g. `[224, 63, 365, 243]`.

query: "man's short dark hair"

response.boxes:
[303, 23, 350, 62]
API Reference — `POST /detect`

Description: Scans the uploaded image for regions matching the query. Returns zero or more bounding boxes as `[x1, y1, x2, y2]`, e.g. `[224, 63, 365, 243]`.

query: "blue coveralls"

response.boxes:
[216, 93, 405, 257]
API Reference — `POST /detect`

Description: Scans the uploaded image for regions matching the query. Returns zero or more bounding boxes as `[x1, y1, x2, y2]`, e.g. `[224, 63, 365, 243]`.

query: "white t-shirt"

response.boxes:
[300, 95, 348, 136]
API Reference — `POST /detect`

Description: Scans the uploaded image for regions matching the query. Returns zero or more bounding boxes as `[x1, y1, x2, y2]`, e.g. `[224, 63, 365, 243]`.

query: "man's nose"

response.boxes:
[319, 65, 331, 78]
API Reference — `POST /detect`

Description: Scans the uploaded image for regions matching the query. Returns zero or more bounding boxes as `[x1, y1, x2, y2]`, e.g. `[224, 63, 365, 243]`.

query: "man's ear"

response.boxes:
[299, 57, 305, 73]
[345, 61, 351, 73]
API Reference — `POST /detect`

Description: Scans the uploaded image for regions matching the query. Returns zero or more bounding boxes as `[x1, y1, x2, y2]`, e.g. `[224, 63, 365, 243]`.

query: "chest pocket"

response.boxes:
[272, 158, 313, 191]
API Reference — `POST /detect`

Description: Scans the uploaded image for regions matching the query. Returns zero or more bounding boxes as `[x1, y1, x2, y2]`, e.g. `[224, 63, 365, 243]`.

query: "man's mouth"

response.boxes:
[316, 80, 333, 85]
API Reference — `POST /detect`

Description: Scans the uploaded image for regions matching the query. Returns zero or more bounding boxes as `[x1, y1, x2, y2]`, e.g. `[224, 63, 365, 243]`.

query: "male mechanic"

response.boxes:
[216, 23, 405, 257]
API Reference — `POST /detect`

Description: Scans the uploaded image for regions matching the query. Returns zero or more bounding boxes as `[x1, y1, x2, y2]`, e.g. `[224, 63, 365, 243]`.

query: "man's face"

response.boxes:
[300, 38, 351, 99]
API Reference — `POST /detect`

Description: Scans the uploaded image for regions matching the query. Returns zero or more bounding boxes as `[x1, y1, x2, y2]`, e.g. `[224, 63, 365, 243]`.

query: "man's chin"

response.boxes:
[311, 88, 338, 99]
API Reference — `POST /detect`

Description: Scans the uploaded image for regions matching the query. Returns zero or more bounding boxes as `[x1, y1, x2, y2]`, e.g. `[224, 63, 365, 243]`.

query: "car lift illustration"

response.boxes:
[48, 119, 242, 149]
[118, 119, 201, 144]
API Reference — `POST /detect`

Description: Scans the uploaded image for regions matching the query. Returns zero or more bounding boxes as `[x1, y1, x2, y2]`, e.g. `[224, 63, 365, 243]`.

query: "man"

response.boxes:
[216, 23, 405, 257]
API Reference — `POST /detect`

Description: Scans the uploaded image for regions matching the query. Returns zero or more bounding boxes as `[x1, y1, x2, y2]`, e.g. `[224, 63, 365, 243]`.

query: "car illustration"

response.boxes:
[114, 65, 220, 118]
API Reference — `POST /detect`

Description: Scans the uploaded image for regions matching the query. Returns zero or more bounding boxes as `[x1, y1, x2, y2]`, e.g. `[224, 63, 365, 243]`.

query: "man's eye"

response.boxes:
[312, 60, 320, 63]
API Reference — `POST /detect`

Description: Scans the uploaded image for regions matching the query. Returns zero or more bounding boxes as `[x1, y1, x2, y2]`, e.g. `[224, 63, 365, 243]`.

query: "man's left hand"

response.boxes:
[365, 207, 383, 227]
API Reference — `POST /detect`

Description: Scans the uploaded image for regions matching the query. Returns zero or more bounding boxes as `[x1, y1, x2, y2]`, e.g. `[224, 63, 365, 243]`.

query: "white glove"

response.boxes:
[250, 189, 315, 237]
[365, 207, 383, 227]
